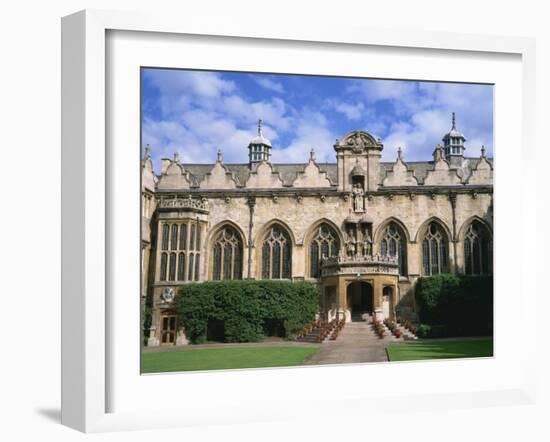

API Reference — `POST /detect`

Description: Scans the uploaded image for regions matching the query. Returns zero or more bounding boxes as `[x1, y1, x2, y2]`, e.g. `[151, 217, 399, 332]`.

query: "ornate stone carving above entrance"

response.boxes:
[335, 130, 383, 153]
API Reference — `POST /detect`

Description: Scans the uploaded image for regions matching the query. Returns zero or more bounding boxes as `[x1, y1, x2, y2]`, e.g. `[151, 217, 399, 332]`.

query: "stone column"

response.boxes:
[392, 284, 398, 320]
[449, 193, 458, 273]
[337, 278, 347, 322]
[373, 278, 384, 322]
[246, 196, 256, 279]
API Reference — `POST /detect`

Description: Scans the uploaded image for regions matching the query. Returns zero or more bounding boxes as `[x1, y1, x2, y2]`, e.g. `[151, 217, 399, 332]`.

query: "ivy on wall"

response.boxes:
[175, 280, 319, 344]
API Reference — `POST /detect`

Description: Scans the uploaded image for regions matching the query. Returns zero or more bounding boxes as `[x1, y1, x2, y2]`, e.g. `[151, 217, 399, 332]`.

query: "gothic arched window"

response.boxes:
[261, 225, 292, 279]
[464, 221, 491, 275]
[380, 222, 407, 276]
[309, 224, 340, 278]
[212, 226, 244, 280]
[422, 222, 449, 275]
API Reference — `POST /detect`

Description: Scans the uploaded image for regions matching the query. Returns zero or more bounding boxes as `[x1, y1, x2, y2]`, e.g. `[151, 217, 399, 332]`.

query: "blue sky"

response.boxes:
[142, 68, 493, 170]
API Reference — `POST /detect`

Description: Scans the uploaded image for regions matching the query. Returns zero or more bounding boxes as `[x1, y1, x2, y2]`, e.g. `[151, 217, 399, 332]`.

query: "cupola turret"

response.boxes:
[442, 112, 466, 166]
[248, 119, 272, 167]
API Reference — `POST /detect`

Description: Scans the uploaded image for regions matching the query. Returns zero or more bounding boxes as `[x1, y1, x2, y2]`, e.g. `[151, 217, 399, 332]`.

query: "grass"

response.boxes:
[387, 338, 493, 362]
[141, 345, 320, 373]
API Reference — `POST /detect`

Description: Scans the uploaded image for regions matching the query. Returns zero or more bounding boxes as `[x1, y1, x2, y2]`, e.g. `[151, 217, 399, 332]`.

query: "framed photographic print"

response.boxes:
[61, 9, 537, 433]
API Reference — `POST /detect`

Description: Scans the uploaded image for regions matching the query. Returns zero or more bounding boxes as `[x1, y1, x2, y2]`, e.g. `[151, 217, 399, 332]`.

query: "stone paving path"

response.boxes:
[303, 321, 392, 365]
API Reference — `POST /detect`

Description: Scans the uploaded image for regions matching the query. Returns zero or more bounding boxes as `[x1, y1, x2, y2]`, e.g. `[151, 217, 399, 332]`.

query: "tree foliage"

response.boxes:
[415, 274, 493, 337]
[175, 280, 319, 344]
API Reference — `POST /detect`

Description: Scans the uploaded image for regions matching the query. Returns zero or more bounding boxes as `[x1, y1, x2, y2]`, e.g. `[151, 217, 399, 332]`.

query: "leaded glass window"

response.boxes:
[380, 222, 407, 276]
[464, 221, 491, 275]
[157, 221, 202, 282]
[261, 225, 292, 279]
[177, 252, 186, 281]
[212, 226, 243, 280]
[168, 252, 176, 281]
[213, 243, 222, 280]
[309, 224, 340, 278]
[188, 253, 194, 281]
[170, 224, 178, 250]
[190, 225, 196, 251]
[160, 252, 168, 281]
[422, 222, 449, 275]
[195, 254, 200, 281]
[196, 222, 201, 250]
[161, 224, 169, 250]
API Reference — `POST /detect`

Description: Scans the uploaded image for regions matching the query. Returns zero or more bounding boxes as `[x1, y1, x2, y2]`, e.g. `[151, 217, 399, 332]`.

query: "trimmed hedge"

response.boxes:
[415, 274, 493, 337]
[175, 280, 319, 344]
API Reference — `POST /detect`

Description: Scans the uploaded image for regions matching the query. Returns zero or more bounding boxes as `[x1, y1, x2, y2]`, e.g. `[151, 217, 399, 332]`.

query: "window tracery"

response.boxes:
[464, 221, 491, 275]
[422, 222, 448, 275]
[261, 225, 292, 279]
[212, 226, 243, 280]
[380, 222, 407, 276]
[309, 224, 340, 278]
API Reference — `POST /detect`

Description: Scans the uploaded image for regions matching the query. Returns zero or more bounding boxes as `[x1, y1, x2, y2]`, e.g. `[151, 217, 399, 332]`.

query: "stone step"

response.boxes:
[379, 323, 405, 342]
[395, 323, 418, 340]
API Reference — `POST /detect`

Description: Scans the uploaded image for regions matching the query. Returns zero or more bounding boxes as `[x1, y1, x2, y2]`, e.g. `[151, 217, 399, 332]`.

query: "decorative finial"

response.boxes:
[217, 148, 223, 163]
[397, 146, 403, 160]
[144, 144, 151, 160]
[451, 112, 456, 129]
[258, 119, 263, 136]
[310, 148, 316, 161]
[173, 151, 179, 162]
[481, 145, 486, 158]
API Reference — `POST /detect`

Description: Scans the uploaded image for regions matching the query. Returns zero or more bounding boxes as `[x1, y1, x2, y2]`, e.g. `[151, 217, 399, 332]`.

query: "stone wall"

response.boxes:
[148, 189, 492, 286]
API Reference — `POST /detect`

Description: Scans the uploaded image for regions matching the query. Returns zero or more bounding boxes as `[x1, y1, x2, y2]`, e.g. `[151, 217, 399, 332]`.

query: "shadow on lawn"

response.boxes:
[387, 339, 493, 361]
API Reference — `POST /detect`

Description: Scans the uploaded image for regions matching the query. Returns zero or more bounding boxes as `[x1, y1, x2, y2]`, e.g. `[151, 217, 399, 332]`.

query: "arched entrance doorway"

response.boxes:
[346, 281, 373, 321]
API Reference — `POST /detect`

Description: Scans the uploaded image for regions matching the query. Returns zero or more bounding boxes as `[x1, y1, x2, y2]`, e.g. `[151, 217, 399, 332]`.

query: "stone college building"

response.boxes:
[141, 114, 493, 346]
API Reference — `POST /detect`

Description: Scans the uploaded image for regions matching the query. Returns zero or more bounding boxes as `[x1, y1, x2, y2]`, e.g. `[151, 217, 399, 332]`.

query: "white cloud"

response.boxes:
[254, 77, 285, 93]
[221, 95, 292, 131]
[276, 109, 337, 163]
[331, 101, 365, 121]
[145, 69, 235, 99]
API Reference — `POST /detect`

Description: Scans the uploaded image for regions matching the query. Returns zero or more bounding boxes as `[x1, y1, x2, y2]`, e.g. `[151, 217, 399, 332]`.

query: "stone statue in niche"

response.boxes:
[361, 228, 373, 256]
[352, 183, 365, 212]
[344, 227, 357, 257]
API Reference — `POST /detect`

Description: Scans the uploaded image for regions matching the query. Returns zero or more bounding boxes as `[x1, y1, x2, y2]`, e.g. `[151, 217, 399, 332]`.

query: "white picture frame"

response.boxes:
[61, 9, 537, 433]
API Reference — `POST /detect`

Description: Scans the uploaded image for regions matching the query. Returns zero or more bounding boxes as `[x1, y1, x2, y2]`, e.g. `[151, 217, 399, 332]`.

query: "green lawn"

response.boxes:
[387, 338, 493, 362]
[141, 346, 320, 373]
